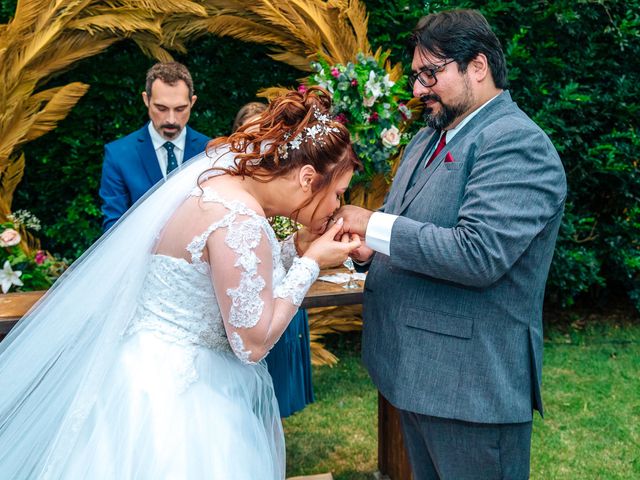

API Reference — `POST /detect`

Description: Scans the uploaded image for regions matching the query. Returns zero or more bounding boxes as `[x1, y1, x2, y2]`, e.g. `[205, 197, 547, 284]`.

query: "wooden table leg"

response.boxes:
[378, 392, 413, 480]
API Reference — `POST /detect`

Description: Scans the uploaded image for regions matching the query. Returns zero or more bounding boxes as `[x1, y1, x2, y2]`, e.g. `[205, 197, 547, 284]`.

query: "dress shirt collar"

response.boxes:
[148, 122, 187, 153]
[444, 92, 501, 143]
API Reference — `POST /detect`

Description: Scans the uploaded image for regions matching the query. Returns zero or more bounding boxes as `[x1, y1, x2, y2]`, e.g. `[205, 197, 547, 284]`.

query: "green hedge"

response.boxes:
[4, 0, 640, 311]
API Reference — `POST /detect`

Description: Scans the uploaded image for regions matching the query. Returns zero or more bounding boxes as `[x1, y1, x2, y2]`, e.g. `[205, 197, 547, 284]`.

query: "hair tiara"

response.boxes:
[277, 107, 341, 159]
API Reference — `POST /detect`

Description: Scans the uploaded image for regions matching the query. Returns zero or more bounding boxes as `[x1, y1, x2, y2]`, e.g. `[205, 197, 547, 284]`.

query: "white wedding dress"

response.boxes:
[0, 151, 319, 479]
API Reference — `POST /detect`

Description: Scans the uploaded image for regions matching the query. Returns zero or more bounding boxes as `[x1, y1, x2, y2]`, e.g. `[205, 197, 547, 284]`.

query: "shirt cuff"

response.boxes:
[365, 212, 398, 256]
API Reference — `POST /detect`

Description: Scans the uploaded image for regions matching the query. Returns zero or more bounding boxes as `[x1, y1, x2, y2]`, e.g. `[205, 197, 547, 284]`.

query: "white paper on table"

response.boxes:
[318, 272, 366, 284]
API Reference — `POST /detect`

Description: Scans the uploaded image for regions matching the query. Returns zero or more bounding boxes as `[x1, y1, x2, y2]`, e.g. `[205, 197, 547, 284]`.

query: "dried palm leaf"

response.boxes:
[187, 0, 372, 68]
[133, 35, 174, 62]
[307, 305, 363, 365]
[24, 82, 90, 142]
[130, 0, 208, 17]
[0, 154, 25, 217]
[309, 339, 339, 366]
[67, 12, 163, 36]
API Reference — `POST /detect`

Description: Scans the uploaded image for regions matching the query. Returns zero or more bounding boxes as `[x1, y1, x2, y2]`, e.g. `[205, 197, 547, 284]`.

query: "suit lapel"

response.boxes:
[398, 134, 453, 214]
[387, 131, 439, 213]
[184, 126, 200, 163]
[137, 124, 163, 185]
[396, 92, 514, 215]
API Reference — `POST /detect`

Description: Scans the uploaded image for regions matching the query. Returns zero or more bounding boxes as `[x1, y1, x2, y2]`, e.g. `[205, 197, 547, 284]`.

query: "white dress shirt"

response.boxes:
[365, 94, 500, 256]
[148, 123, 187, 178]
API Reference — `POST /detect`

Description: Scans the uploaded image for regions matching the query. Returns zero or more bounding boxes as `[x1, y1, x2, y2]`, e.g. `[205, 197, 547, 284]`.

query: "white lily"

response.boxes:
[382, 73, 395, 90]
[0, 260, 23, 294]
[365, 70, 382, 98]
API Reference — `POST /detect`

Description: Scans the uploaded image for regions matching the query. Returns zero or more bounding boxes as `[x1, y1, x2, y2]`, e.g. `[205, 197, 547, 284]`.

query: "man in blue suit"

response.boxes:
[100, 62, 210, 230]
[337, 10, 566, 479]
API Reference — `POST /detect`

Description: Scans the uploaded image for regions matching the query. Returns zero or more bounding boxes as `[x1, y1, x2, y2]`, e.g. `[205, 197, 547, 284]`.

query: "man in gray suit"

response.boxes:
[336, 10, 567, 479]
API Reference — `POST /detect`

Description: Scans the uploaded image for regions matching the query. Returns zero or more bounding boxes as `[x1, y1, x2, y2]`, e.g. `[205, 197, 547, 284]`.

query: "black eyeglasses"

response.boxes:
[409, 59, 455, 88]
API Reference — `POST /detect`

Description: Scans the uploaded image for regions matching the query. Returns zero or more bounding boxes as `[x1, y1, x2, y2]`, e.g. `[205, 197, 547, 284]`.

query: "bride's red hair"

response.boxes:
[202, 87, 361, 195]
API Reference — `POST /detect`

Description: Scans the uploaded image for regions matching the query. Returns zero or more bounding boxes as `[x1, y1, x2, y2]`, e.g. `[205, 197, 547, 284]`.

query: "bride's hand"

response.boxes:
[303, 218, 361, 269]
[293, 226, 320, 256]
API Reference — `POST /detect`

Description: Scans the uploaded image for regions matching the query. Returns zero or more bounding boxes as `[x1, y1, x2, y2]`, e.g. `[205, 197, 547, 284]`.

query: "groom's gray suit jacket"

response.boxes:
[362, 91, 566, 424]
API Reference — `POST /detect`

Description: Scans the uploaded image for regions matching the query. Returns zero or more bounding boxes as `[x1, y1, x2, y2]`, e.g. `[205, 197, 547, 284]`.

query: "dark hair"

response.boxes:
[205, 87, 360, 201]
[409, 9, 508, 89]
[232, 102, 268, 133]
[145, 62, 195, 98]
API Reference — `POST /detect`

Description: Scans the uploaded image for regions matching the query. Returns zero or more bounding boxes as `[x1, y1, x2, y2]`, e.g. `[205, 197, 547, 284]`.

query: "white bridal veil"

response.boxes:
[0, 149, 230, 477]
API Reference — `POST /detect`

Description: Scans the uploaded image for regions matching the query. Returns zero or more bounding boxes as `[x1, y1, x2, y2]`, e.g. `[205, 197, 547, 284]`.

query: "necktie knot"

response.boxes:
[163, 141, 174, 152]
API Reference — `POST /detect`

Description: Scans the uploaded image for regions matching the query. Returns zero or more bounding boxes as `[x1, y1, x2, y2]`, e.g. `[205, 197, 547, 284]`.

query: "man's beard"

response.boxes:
[421, 85, 474, 130]
[160, 123, 181, 140]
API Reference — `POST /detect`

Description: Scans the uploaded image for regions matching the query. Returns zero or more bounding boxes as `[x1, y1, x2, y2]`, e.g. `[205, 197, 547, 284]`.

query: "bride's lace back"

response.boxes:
[126, 184, 318, 374]
[124, 187, 284, 361]
[125, 254, 230, 356]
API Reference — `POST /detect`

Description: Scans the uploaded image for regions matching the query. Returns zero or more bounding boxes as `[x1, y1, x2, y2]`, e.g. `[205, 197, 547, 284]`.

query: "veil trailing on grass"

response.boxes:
[0, 147, 233, 477]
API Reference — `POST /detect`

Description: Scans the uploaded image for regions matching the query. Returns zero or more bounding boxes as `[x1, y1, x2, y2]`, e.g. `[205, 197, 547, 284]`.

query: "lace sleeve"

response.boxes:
[279, 234, 298, 270]
[278, 234, 320, 302]
[274, 257, 319, 305]
[207, 215, 317, 364]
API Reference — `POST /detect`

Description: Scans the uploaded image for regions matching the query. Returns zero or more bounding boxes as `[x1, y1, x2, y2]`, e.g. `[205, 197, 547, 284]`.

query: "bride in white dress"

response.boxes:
[0, 87, 361, 479]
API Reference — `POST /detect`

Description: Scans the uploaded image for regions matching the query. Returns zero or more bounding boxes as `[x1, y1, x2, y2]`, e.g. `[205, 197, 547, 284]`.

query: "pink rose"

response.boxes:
[351, 79, 358, 87]
[362, 96, 376, 108]
[35, 250, 46, 265]
[297, 84, 307, 93]
[331, 67, 340, 78]
[381, 126, 401, 148]
[0, 228, 21, 247]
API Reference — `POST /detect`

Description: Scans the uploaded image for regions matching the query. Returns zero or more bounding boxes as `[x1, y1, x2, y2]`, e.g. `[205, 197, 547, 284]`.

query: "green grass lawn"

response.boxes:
[284, 319, 640, 479]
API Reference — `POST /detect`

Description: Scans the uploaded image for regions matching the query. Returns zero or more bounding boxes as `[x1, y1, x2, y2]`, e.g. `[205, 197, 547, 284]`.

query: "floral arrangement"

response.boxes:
[308, 52, 416, 185]
[0, 210, 66, 294]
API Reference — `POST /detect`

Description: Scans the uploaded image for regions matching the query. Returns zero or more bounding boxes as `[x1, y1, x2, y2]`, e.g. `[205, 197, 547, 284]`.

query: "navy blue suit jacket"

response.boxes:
[100, 123, 210, 230]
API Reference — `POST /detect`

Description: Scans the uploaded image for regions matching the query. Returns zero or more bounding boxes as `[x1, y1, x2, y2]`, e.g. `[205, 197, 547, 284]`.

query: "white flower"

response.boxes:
[0, 260, 23, 294]
[381, 126, 401, 148]
[7, 210, 41, 231]
[382, 74, 395, 90]
[365, 70, 382, 98]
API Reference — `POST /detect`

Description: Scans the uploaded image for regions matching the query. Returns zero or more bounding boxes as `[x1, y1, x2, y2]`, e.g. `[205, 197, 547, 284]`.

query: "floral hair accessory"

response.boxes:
[278, 107, 340, 159]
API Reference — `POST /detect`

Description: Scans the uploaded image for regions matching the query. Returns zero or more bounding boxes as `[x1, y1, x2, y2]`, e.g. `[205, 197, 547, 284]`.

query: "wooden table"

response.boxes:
[0, 291, 44, 334]
[0, 270, 364, 333]
[301, 267, 364, 308]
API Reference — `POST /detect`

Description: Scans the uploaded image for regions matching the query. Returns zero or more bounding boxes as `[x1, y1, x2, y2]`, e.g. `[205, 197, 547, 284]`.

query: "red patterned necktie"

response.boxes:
[425, 132, 447, 168]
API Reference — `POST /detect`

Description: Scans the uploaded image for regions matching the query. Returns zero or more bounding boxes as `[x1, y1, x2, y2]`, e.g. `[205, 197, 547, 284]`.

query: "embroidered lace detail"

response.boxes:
[225, 218, 268, 328]
[274, 256, 319, 306]
[128, 188, 315, 370]
[186, 188, 275, 275]
[124, 255, 231, 391]
[228, 332, 257, 365]
[227, 272, 266, 328]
